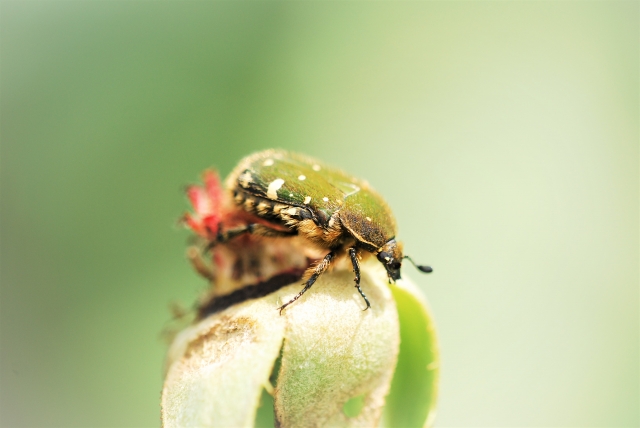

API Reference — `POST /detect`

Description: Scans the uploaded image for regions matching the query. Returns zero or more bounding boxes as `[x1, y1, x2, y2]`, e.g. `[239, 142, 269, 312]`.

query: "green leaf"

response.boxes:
[255, 388, 276, 428]
[385, 278, 440, 428]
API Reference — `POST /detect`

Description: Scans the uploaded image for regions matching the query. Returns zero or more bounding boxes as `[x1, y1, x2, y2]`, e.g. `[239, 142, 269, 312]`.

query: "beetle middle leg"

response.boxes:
[349, 247, 371, 310]
[187, 245, 215, 281]
[279, 251, 335, 314]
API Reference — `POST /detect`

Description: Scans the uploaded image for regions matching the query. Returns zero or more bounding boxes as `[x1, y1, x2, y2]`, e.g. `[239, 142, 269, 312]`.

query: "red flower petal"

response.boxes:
[203, 170, 223, 209]
[183, 212, 206, 236]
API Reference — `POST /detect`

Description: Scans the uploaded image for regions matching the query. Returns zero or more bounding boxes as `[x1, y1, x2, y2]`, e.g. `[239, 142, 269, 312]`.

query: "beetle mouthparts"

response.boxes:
[386, 266, 401, 282]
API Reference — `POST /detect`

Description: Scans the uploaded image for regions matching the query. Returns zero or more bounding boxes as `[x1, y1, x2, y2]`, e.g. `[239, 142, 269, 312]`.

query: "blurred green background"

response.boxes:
[1, 1, 637, 427]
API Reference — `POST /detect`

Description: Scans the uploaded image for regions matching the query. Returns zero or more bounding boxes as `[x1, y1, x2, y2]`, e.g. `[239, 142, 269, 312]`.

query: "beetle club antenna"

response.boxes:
[404, 256, 433, 273]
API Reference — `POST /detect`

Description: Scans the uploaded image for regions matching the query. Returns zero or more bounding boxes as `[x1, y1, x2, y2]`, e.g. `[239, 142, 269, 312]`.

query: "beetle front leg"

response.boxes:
[279, 251, 335, 314]
[349, 247, 371, 311]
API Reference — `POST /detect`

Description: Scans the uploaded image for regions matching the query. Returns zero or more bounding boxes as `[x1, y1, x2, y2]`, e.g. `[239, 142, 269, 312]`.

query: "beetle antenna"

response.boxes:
[403, 256, 433, 273]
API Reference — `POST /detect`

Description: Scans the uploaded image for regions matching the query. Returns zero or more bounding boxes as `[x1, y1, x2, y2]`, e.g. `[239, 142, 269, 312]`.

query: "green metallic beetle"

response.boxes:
[215, 149, 432, 313]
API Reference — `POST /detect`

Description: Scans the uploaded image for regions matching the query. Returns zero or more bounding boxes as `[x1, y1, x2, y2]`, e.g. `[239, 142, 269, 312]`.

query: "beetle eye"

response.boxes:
[377, 251, 391, 263]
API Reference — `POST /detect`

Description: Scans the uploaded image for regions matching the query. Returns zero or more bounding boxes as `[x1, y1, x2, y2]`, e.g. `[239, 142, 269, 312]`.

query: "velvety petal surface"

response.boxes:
[274, 263, 400, 428]
[162, 298, 286, 427]
[162, 261, 436, 428]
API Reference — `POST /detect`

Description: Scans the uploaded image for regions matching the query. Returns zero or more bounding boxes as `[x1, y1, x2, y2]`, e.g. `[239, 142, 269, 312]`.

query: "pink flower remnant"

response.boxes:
[183, 170, 225, 240]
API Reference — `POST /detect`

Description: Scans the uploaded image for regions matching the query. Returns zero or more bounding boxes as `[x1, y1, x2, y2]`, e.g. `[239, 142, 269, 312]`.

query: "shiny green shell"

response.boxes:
[228, 149, 397, 251]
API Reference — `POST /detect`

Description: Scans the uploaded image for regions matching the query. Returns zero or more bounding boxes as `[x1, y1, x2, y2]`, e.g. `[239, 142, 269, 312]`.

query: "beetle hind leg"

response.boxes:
[207, 223, 298, 250]
[349, 247, 371, 310]
[279, 251, 335, 314]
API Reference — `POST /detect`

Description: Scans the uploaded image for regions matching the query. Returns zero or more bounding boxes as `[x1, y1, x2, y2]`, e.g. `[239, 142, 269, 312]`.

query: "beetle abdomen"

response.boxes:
[232, 187, 346, 249]
[233, 188, 315, 225]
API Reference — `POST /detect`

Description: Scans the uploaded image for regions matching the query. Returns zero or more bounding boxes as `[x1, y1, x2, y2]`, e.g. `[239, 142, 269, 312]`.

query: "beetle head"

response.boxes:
[377, 239, 434, 282]
[377, 239, 403, 282]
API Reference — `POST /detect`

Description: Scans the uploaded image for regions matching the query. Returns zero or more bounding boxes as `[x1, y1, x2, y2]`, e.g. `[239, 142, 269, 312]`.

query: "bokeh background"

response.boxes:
[1, 1, 637, 427]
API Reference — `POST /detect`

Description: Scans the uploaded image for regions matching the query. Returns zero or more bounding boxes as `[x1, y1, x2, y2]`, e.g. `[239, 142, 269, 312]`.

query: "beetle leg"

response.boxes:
[209, 223, 297, 249]
[349, 247, 371, 311]
[186, 245, 215, 281]
[279, 251, 335, 314]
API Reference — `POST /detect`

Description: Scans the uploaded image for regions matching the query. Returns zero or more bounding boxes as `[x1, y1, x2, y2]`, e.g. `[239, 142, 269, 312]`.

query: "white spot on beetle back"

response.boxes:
[285, 207, 299, 216]
[298, 174, 306, 181]
[312, 164, 321, 171]
[267, 178, 285, 199]
[303, 196, 311, 204]
[366, 216, 372, 222]
[322, 197, 329, 202]
[263, 158, 274, 166]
